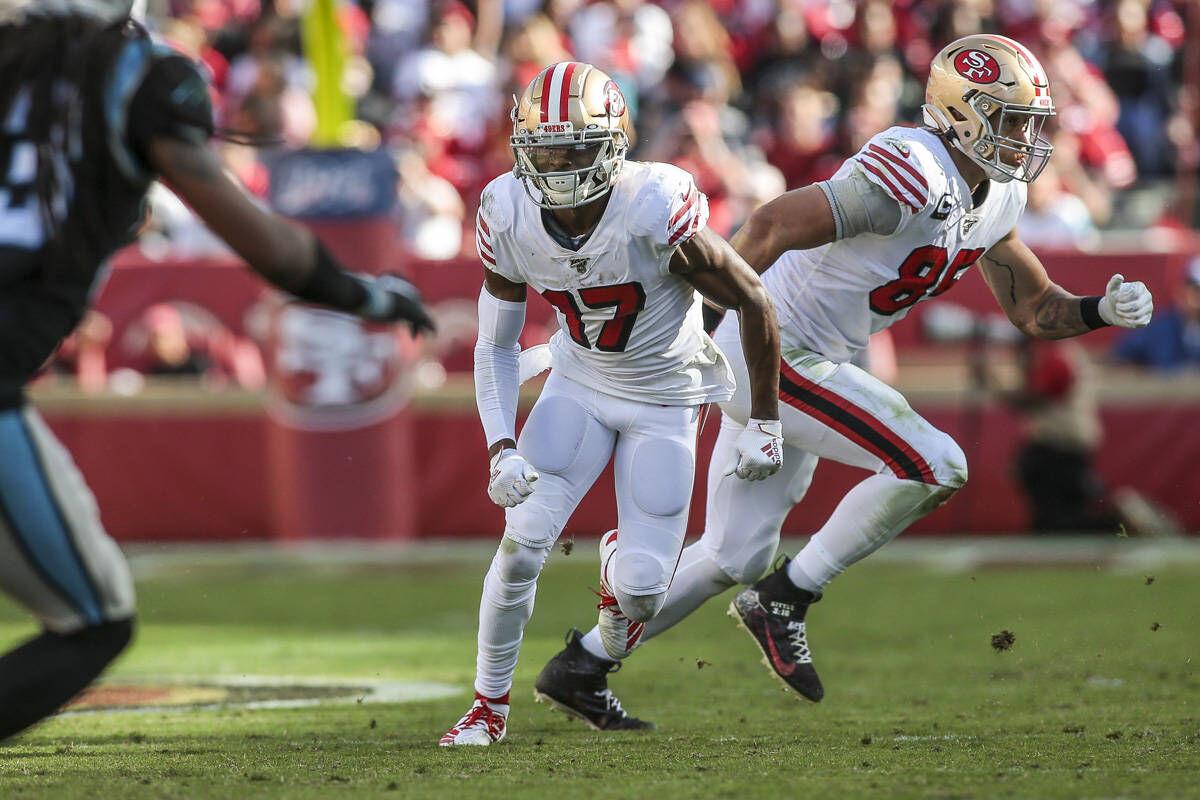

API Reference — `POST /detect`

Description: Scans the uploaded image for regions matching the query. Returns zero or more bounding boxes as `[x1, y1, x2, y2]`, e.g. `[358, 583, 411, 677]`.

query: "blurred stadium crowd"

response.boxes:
[37, 0, 1200, 395]
[25, 0, 1199, 540]
[137, 0, 1197, 260]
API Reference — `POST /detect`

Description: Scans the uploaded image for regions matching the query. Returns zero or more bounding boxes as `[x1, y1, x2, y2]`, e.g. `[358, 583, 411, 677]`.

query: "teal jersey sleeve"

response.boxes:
[105, 37, 213, 184]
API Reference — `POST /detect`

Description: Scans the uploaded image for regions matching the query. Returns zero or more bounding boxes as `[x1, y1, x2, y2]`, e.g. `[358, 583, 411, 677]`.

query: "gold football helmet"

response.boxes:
[510, 61, 631, 209]
[923, 34, 1054, 183]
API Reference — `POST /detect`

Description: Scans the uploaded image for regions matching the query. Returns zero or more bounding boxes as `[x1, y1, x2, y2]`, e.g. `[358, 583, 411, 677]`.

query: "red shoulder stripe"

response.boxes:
[867, 143, 928, 190]
[857, 152, 926, 208]
[860, 150, 927, 204]
[668, 209, 703, 246]
[854, 157, 920, 212]
[668, 186, 697, 229]
[477, 233, 495, 259]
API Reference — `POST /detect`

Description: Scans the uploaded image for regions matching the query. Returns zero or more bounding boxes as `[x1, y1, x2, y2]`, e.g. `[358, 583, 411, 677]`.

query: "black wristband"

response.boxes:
[1080, 296, 1109, 330]
[293, 242, 368, 312]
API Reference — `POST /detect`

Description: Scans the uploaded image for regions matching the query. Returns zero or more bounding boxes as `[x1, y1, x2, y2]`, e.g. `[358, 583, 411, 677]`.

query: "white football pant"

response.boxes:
[474, 371, 700, 699]
[590, 315, 968, 654]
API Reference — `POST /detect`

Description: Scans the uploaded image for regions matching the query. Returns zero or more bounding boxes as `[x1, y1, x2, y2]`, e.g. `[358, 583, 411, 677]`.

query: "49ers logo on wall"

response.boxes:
[266, 303, 415, 431]
[603, 80, 626, 118]
[953, 49, 1000, 83]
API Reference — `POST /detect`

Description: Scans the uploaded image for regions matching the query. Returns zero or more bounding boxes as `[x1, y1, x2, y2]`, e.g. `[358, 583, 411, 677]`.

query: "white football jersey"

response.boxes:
[476, 161, 733, 406]
[762, 126, 1027, 363]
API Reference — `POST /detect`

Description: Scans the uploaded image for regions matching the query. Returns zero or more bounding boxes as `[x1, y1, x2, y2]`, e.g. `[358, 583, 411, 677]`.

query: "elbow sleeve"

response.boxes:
[474, 289, 526, 448]
[818, 170, 904, 239]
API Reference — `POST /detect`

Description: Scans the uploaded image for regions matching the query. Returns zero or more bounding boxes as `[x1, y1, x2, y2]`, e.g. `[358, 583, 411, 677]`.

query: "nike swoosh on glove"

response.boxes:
[488, 449, 539, 507]
[724, 418, 784, 481]
[1098, 273, 1153, 329]
[353, 273, 437, 335]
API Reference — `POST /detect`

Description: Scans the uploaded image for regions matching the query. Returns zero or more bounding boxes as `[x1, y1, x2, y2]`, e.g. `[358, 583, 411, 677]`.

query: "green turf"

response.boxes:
[0, 545, 1197, 799]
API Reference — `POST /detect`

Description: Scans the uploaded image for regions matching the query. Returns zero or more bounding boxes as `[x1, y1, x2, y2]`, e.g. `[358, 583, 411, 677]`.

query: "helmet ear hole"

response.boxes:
[949, 108, 969, 123]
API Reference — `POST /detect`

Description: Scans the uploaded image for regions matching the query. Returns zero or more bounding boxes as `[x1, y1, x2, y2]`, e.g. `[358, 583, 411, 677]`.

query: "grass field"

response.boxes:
[0, 539, 1197, 799]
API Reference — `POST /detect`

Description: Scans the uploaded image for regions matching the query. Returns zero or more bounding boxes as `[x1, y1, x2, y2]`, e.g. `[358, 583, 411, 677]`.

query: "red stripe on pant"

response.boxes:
[778, 361, 938, 485]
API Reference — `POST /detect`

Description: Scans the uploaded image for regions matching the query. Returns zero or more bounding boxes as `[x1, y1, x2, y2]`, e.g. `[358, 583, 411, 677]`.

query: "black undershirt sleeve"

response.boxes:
[125, 52, 215, 172]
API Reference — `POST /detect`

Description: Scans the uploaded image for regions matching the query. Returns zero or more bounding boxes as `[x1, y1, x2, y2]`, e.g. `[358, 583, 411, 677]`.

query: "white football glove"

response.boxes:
[724, 418, 784, 481]
[1098, 274, 1153, 329]
[488, 448, 539, 507]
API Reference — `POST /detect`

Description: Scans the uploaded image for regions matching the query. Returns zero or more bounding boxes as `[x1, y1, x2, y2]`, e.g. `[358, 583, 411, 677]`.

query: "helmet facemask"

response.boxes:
[962, 92, 1054, 183]
[511, 121, 629, 210]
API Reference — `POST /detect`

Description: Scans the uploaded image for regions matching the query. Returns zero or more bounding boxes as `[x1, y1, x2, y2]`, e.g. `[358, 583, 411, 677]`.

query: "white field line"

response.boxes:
[125, 537, 1200, 580]
[56, 675, 461, 717]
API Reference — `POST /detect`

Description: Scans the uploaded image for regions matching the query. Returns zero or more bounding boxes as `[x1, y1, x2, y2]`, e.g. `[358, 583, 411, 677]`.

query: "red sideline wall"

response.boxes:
[39, 401, 1200, 541]
[39, 246, 1200, 541]
[103, 244, 1198, 368]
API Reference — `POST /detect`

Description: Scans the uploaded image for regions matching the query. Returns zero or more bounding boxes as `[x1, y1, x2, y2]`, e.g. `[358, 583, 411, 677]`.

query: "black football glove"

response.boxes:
[352, 273, 436, 336]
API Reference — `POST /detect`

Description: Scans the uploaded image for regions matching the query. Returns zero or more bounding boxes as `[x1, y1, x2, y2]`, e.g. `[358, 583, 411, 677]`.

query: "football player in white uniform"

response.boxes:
[535, 34, 1154, 722]
[439, 61, 784, 746]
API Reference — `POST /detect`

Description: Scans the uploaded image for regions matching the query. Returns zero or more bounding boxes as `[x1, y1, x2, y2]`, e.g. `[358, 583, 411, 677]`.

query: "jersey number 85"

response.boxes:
[869, 245, 985, 316]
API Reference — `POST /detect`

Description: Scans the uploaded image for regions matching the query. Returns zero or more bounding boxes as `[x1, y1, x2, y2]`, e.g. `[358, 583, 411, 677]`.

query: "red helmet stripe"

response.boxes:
[558, 62, 578, 124]
[980, 34, 1046, 89]
[538, 66, 554, 123]
[543, 62, 569, 123]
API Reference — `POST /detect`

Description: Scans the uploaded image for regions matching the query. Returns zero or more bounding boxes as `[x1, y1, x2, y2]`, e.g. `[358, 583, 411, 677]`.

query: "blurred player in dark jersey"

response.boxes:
[0, 0, 432, 740]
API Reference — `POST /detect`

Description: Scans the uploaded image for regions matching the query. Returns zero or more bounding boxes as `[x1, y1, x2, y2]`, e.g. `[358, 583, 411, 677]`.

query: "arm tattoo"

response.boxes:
[1032, 288, 1088, 339]
[982, 255, 1018, 305]
[984, 254, 1087, 338]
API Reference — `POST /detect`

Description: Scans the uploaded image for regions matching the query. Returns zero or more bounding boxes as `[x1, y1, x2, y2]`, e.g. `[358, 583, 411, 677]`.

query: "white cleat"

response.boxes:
[596, 530, 645, 661]
[439, 695, 508, 747]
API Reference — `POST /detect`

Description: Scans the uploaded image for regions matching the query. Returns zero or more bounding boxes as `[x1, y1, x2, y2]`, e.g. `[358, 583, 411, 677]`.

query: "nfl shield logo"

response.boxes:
[569, 257, 590, 274]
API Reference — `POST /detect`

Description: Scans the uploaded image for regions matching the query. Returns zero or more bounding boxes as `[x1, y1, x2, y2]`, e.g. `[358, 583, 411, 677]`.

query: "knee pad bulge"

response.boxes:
[630, 438, 694, 518]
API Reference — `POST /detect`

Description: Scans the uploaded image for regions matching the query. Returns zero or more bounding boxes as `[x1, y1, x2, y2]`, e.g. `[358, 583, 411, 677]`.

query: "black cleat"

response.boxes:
[729, 559, 824, 702]
[533, 629, 655, 731]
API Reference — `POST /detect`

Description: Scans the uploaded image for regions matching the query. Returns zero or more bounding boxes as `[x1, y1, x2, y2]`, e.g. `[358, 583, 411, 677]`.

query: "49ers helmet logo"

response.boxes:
[953, 49, 1000, 83]
[603, 80, 626, 118]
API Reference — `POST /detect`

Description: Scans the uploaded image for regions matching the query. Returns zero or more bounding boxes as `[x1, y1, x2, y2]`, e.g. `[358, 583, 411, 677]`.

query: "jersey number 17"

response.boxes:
[543, 282, 647, 353]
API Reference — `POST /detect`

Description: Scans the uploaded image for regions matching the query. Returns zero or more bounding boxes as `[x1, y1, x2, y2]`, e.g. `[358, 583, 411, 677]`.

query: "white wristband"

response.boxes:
[748, 418, 782, 437]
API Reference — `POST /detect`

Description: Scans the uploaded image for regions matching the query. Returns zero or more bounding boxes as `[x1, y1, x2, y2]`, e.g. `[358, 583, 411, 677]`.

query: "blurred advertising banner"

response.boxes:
[263, 146, 417, 540]
[264, 148, 397, 220]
